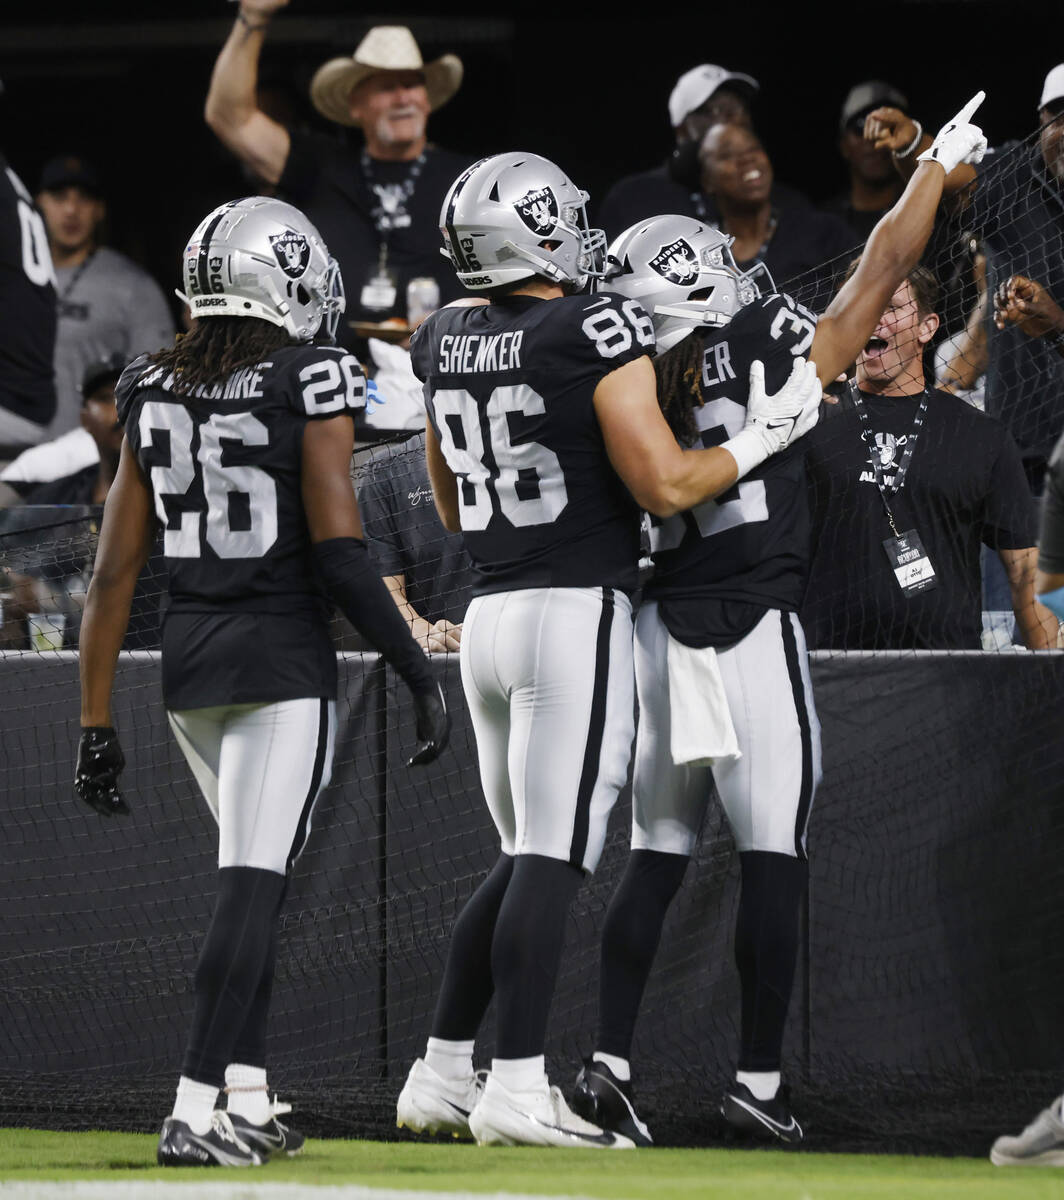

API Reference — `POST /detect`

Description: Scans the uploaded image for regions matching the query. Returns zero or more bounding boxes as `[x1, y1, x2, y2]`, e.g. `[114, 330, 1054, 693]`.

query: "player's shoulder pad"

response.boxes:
[741, 291, 818, 356]
[409, 307, 450, 381]
[115, 353, 160, 428]
[554, 290, 656, 364]
[273, 343, 366, 420]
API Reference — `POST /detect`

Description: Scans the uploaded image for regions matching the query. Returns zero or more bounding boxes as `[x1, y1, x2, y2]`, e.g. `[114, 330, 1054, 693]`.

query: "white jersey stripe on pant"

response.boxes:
[778, 609, 817, 856]
[461, 586, 635, 874]
[632, 603, 821, 859]
[569, 587, 618, 868]
[168, 698, 337, 875]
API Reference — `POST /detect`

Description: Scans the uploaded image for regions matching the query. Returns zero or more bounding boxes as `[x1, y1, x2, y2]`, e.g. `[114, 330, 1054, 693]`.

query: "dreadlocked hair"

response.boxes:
[144, 317, 297, 395]
[653, 331, 705, 446]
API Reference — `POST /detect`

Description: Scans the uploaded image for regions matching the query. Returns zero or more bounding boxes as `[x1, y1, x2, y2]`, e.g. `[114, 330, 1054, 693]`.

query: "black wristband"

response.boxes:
[1045, 327, 1064, 352]
[312, 536, 435, 693]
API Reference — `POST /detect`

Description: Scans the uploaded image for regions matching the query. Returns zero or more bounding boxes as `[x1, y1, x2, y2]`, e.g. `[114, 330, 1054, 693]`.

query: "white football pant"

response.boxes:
[168, 698, 337, 875]
[632, 602, 820, 858]
[460, 586, 634, 873]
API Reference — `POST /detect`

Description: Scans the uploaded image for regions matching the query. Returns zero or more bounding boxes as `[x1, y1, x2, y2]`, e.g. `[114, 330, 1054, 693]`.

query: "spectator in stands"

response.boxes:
[36, 155, 174, 442]
[801, 265, 1057, 651]
[864, 64, 1064, 490]
[21, 356, 124, 506]
[823, 81, 909, 241]
[598, 64, 812, 242]
[1, 355, 166, 652]
[697, 123, 857, 293]
[0, 137, 56, 458]
[993, 271, 1064, 357]
[205, 1, 472, 340]
[598, 64, 757, 238]
[358, 431, 471, 654]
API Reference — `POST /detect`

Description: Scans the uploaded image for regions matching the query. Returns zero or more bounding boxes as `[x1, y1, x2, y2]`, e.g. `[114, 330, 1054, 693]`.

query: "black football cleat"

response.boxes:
[157, 1112, 263, 1167]
[571, 1058, 653, 1147]
[721, 1081, 803, 1145]
[227, 1104, 306, 1158]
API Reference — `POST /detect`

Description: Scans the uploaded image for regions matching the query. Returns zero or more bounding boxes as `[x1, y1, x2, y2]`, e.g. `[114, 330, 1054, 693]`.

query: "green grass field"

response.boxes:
[0, 1130, 1061, 1199]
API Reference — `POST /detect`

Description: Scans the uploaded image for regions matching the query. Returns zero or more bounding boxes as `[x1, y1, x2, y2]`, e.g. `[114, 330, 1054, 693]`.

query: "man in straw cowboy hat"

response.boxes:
[206, 1, 474, 340]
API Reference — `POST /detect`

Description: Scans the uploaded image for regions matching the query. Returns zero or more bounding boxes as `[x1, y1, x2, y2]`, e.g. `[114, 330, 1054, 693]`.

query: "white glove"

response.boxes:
[918, 91, 987, 173]
[722, 356, 822, 478]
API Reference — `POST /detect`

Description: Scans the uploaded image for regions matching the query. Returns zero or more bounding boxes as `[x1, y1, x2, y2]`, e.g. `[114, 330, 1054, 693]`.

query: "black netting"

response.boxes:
[3, 123, 1064, 1157]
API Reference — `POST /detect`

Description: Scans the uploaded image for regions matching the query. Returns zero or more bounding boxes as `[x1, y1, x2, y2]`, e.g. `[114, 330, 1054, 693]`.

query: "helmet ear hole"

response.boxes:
[296, 284, 310, 306]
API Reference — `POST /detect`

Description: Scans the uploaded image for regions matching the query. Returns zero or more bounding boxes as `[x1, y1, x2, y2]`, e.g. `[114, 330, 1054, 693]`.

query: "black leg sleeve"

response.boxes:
[181, 867, 288, 1087]
[597, 848, 689, 1060]
[230, 878, 289, 1069]
[491, 854, 583, 1061]
[735, 850, 808, 1073]
[430, 853, 514, 1041]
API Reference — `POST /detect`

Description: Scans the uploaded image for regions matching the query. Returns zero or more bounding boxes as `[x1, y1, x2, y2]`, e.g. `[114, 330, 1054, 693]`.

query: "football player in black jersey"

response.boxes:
[395, 151, 822, 1148]
[74, 197, 448, 1167]
[570, 95, 990, 1146]
[0, 150, 57, 454]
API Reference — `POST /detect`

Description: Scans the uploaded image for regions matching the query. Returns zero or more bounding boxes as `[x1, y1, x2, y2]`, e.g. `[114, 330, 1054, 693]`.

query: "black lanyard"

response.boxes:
[58, 249, 96, 303]
[850, 382, 929, 536]
[361, 150, 427, 242]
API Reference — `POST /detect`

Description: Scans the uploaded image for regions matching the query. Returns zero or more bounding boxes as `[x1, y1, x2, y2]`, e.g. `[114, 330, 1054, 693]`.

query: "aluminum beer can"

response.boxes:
[406, 277, 440, 327]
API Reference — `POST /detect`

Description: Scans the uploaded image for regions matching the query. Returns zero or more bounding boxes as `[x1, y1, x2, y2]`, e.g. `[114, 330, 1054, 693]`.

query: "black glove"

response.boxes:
[74, 726, 129, 816]
[407, 683, 450, 767]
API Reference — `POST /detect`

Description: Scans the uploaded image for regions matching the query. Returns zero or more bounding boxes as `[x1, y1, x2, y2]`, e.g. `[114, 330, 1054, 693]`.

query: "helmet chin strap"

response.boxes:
[653, 302, 731, 327]
[500, 239, 568, 284]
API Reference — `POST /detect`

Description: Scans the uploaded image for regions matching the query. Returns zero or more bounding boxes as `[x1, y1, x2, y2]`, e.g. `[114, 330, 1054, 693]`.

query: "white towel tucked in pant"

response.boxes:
[667, 634, 742, 766]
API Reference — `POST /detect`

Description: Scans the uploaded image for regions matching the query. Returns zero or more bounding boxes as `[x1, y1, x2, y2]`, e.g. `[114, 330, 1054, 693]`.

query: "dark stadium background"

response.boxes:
[1, 0, 1055, 321]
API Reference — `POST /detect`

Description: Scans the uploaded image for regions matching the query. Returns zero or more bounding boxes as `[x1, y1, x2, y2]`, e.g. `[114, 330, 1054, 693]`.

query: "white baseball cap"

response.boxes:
[1040, 63, 1064, 109]
[668, 64, 760, 128]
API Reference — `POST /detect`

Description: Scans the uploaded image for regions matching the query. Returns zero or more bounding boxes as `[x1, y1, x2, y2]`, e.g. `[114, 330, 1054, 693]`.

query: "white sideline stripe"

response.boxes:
[0, 1185, 590, 1200]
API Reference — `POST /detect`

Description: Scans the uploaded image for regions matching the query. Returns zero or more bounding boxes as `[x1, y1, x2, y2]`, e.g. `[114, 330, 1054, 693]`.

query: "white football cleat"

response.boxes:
[469, 1073, 635, 1148]
[396, 1058, 483, 1138]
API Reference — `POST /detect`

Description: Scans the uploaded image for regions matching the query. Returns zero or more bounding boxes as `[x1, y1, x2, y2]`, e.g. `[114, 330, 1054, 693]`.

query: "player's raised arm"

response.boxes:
[204, 0, 292, 186]
[812, 93, 988, 386]
[76, 437, 156, 815]
[594, 354, 821, 516]
[301, 415, 449, 765]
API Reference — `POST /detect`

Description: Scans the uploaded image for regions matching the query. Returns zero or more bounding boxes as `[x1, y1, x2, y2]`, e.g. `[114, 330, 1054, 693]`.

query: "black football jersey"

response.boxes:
[0, 157, 57, 426]
[647, 293, 817, 648]
[116, 343, 365, 708]
[411, 292, 653, 595]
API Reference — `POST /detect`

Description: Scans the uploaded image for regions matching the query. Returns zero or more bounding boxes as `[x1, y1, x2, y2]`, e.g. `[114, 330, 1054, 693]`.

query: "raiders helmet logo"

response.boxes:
[515, 187, 559, 236]
[269, 230, 311, 279]
[649, 239, 700, 286]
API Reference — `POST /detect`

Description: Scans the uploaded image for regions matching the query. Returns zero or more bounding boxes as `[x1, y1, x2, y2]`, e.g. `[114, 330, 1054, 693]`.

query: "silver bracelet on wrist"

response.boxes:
[893, 120, 924, 160]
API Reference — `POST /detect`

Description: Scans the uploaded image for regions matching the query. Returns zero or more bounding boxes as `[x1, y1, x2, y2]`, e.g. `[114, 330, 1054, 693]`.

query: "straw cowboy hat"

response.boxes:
[310, 26, 463, 127]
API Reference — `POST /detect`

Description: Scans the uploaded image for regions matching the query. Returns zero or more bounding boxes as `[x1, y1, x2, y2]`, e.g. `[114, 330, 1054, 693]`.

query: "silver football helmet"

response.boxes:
[179, 196, 345, 342]
[603, 215, 760, 353]
[439, 152, 607, 292]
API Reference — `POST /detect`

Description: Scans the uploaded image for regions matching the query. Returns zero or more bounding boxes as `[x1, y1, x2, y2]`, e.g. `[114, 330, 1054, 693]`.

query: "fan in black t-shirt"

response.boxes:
[204, 12, 473, 346]
[802, 267, 1057, 650]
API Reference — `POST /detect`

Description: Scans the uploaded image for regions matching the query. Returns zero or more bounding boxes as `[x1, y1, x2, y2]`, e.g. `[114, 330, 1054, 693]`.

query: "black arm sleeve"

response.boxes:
[312, 536, 435, 693]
